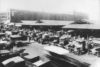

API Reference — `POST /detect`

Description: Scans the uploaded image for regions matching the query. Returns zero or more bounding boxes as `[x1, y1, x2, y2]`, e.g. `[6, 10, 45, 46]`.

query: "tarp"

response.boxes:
[44, 46, 69, 55]
[2, 56, 24, 65]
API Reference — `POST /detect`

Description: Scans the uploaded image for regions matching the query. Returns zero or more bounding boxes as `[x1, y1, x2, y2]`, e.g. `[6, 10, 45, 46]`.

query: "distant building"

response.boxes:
[0, 9, 88, 23]
[0, 12, 10, 23]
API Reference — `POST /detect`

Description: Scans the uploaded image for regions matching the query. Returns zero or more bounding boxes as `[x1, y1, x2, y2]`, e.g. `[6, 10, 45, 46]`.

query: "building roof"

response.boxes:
[62, 24, 100, 29]
[20, 20, 74, 26]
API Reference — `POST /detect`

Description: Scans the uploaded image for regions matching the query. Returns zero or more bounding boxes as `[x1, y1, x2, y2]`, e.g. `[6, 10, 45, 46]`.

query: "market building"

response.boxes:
[0, 9, 88, 23]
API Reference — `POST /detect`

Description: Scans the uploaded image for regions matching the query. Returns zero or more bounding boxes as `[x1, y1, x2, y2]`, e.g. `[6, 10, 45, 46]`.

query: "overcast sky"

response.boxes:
[0, 0, 100, 22]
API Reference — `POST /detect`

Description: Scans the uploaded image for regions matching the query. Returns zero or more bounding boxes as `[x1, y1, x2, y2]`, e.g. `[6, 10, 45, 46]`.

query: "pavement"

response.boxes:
[13, 41, 50, 62]
[2, 41, 100, 65]
[65, 52, 99, 64]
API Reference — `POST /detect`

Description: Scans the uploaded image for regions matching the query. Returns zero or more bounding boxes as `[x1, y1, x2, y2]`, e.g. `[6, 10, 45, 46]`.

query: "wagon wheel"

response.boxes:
[77, 48, 82, 55]
[73, 48, 78, 55]
[74, 51, 79, 55]
[96, 52, 100, 57]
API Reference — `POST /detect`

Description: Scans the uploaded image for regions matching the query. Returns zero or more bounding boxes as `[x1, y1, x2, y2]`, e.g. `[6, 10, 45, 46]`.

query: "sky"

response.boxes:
[0, 0, 100, 23]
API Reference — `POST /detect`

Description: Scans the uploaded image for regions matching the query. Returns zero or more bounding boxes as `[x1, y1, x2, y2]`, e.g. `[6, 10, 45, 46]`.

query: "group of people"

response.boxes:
[0, 24, 100, 57]
[0, 25, 29, 51]
[24, 28, 100, 56]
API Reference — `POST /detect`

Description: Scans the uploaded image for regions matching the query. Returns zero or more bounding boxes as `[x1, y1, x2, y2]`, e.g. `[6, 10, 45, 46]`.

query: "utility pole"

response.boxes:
[8, 9, 11, 23]
[98, 0, 100, 21]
